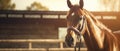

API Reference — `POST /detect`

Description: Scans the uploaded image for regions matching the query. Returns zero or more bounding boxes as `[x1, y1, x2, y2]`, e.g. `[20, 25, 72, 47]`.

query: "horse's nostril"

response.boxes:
[70, 38, 73, 41]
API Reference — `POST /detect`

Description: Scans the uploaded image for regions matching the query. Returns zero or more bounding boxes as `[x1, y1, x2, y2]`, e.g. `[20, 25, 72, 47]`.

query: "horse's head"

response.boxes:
[65, 0, 85, 47]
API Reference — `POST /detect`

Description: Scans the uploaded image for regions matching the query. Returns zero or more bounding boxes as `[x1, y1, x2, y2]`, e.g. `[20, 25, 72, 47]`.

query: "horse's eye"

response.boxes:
[78, 17, 82, 21]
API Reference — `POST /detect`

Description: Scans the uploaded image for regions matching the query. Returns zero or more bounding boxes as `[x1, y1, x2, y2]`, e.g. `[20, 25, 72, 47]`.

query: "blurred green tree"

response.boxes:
[0, 0, 16, 10]
[27, 2, 49, 11]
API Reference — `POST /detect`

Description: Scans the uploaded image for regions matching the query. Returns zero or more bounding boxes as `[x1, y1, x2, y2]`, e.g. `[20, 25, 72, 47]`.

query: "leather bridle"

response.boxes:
[67, 15, 85, 51]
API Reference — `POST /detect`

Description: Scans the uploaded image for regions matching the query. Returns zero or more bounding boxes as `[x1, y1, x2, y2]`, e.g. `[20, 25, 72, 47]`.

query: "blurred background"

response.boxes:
[0, 0, 120, 51]
[0, 0, 120, 11]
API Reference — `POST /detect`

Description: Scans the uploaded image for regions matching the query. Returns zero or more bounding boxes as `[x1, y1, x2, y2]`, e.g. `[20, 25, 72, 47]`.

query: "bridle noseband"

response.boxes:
[67, 15, 86, 51]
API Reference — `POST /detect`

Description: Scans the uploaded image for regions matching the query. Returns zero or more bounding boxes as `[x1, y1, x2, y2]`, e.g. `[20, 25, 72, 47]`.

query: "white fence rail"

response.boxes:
[0, 39, 87, 51]
[0, 39, 64, 49]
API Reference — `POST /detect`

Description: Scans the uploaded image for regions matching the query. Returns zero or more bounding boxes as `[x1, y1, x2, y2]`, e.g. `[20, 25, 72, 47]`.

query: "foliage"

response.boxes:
[27, 2, 49, 11]
[0, 0, 16, 10]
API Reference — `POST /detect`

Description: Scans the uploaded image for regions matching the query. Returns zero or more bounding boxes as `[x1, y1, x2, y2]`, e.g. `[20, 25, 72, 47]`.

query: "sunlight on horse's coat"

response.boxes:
[85, 14, 104, 49]
[113, 43, 117, 51]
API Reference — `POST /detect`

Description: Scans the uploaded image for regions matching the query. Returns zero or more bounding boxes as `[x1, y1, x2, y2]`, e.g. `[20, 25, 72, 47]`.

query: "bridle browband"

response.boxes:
[67, 15, 86, 51]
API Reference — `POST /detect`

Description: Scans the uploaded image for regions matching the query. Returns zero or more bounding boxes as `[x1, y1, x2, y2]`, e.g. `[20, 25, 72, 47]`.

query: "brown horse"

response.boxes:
[65, 0, 120, 51]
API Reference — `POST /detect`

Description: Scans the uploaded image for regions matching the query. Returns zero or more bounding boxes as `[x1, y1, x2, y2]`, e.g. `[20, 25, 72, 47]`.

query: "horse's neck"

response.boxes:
[83, 9, 120, 51]
[83, 13, 105, 50]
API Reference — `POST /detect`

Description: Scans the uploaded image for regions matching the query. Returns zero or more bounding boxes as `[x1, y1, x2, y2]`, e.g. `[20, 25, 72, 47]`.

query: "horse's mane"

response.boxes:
[83, 9, 112, 33]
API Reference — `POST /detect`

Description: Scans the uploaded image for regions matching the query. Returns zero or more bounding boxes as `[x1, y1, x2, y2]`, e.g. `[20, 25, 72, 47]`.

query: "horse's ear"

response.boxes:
[67, 0, 73, 8]
[79, 0, 84, 9]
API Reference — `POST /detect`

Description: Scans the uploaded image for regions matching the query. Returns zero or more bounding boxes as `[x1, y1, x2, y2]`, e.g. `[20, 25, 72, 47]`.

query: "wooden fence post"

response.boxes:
[29, 42, 32, 49]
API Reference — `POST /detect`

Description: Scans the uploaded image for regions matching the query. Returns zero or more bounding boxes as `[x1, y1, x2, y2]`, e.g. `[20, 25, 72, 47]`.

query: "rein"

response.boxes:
[67, 15, 85, 51]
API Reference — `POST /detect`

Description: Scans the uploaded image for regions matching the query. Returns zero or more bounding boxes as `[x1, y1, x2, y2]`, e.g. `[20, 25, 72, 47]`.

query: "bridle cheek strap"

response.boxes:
[67, 16, 86, 51]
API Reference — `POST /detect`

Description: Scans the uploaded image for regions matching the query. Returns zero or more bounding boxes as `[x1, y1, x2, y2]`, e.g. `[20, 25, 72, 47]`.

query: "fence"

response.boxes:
[0, 10, 120, 19]
[0, 39, 87, 51]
